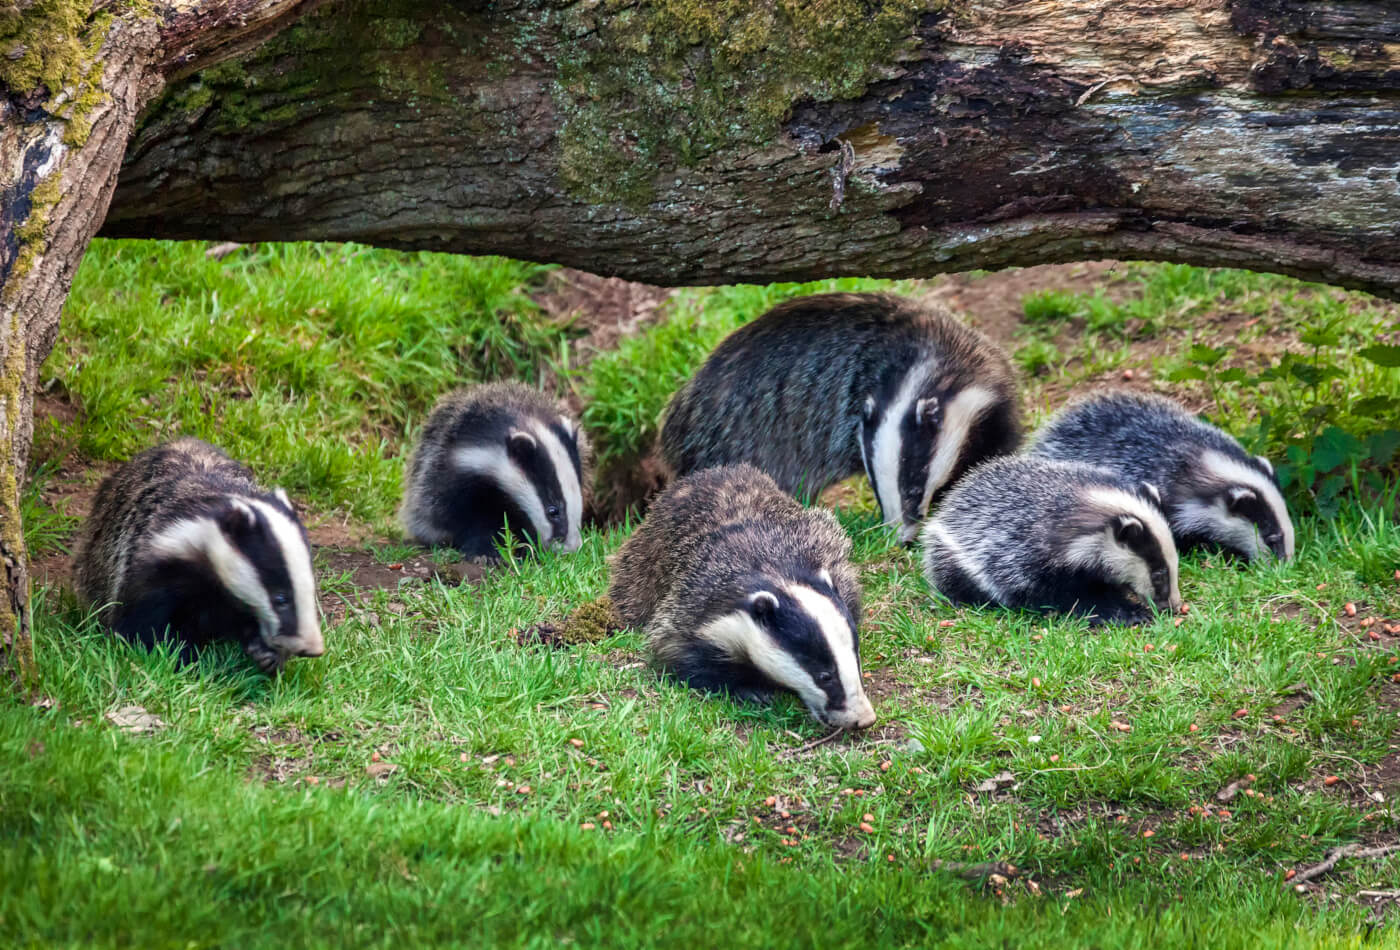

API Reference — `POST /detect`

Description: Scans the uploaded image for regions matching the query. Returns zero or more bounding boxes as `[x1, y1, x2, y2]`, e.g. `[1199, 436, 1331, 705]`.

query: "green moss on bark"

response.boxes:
[552, 0, 939, 207]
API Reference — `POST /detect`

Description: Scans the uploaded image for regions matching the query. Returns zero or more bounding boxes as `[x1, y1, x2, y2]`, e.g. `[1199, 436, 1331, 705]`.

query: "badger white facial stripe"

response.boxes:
[1198, 449, 1294, 558]
[697, 610, 828, 719]
[247, 498, 322, 655]
[924, 520, 1007, 604]
[787, 583, 868, 719]
[151, 515, 276, 635]
[869, 363, 930, 531]
[531, 419, 585, 552]
[451, 445, 551, 542]
[1082, 487, 1180, 609]
[921, 384, 998, 515]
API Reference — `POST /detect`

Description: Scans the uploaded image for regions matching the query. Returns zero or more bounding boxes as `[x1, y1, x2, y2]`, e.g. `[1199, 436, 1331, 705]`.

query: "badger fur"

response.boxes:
[922, 456, 1182, 626]
[659, 293, 1020, 544]
[73, 438, 323, 673]
[609, 463, 875, 729]
[399, 382, 591, 559]
[1027, 389, 1294, 561]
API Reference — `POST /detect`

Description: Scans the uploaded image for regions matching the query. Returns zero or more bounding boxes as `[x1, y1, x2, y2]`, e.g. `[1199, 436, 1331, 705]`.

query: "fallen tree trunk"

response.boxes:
[106, 0, 1400, 292]
[7, 0, 1400, 684]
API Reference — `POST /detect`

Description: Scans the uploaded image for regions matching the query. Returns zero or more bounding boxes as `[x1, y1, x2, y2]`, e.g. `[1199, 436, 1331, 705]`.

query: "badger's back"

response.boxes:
[74, 437, 263, 609]
[609, 463, 857, 632]
[1028, 390, 1241, 484]
[659, 293, 1010, 497]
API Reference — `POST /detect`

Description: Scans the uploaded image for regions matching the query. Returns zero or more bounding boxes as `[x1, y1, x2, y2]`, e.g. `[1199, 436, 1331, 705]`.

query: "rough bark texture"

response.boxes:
[103, 0, 1400, 296]
[0, 0, 320, 690]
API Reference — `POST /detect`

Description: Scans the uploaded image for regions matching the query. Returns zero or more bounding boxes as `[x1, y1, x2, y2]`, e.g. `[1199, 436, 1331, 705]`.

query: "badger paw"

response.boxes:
[243, 640, 287, 674]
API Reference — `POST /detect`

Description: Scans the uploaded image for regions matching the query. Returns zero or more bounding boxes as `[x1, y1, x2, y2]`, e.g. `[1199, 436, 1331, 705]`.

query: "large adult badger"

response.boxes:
[1027, 389, 1294, 561]
[659, 293, 1020, 543]
[922, 456, 1182, 626]
[73, 438, 323, 673]
[609, 463, 875, 729]
[399, 382, 590, 559]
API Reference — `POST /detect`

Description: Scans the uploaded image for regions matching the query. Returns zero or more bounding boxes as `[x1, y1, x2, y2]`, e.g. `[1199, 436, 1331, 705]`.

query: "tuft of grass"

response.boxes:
[49, 240, 571, 524]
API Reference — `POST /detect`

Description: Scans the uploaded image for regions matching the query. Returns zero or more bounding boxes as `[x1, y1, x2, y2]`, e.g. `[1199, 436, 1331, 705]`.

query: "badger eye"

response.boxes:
[816, 672, 836, 687]
[272, 593, 290, 609]
[546, 505, 561, 520]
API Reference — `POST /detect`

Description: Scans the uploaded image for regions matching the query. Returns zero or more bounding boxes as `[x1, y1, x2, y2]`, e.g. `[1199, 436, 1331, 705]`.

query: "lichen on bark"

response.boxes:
[550, 0, 939, 207]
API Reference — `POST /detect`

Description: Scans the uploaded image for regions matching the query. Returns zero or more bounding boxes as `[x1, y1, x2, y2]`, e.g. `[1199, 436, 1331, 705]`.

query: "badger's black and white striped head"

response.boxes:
[148, 491, 322, 671]
[452, 412, 585, 553]
[696, 570, 875, 730]
[860, 364, 1011, 544]
[1174, 450, 1294, 561]
[1064, 485, 1182, 615]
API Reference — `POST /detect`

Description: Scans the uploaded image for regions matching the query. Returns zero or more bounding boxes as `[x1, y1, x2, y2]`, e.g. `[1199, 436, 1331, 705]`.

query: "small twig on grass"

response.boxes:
[930, 859, 1019, 880]
[1358, 890, 1400, 899]
[780, 728, 843, 759]
[1293, 842, 1400, 885]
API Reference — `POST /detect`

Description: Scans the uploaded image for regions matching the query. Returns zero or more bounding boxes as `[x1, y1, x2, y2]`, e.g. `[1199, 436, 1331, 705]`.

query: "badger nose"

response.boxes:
[898, 523, 920, 546]
[293, 633, 325, 657]
[836, 694, 877, 730]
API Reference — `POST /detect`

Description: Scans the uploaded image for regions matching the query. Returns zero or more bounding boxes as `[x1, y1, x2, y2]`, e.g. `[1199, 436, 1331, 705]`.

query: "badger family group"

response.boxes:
[73, 292, 1295, 732]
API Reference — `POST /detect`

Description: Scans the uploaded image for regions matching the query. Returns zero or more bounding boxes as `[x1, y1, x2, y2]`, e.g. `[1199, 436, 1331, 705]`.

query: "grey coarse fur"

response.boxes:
[921, 455, 1165, 619]
[609, 463, 860, 667]
[398, 381, 591, 543]
[1027, 389, 1255, 490]
[74, 437, 282, 613]
[658, 292, 1018, 499]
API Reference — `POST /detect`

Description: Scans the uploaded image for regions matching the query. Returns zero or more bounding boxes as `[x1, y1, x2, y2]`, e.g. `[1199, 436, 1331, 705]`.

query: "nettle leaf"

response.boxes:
[1368, 429, 1400, 465]
[1311, 426, 1366, 473]
[1299, 327, 1342, 347]
[1274, 461, 1296, 490]
[1288, 363, 1345, 387]
[1167, 365, 1208, 382]
[1352, 395, 1399, 419]
[1188, 344, 1227, 366]
[1302, 403, 1338, 424]
[1357, 344, 1400, 368]
[1215, 367, 1249, 384]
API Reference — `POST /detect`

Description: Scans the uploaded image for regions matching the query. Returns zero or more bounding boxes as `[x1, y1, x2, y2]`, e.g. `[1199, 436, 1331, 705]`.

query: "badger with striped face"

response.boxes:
[609, 464, 875, 730]
[400, 383, 590, 560]
[659, 293, 1021, 544]
[73, 438, 323, 673]
[922, 457, 1181, 626]
[1028, 390, 1294, 561]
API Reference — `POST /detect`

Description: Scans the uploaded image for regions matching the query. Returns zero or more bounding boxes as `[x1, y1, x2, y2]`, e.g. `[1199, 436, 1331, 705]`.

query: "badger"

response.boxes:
[921, 456, 1182, 626]
[1027, 389, 1294, 561]
[609, 463, 875, 730]
[73, 437, 323, 673]
[399, 382, 590, 560]
[659, 293, 1020, 544]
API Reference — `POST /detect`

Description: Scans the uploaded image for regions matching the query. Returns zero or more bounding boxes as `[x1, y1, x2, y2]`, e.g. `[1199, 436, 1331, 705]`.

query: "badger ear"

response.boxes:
[1112, 514, 1145, 546]
[219, 499, 258, 538]
[507, 429, 537, 462]
[1254, 455, 1274, 476]
[1139, 481, 1163, 508]
[861, 395, 877, 423]
[915, 397, 939, 429]
[747, 590, 780, 619]
[272, 486, 294, 511]
[816, 567, 834, 590]
[1226, 486, 1258, 512]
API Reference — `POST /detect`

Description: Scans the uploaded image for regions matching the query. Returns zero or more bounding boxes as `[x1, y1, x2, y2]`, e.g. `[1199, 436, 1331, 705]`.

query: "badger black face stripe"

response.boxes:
[1065, 488, 1181, 613]
[1175, 449, 1295, 560]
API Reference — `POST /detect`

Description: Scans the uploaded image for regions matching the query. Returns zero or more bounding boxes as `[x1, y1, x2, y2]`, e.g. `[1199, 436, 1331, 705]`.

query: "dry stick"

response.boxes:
[1358, 890, 1400, 899]
[781, 728, 844, 759]
[1293, 842, 1400, 885]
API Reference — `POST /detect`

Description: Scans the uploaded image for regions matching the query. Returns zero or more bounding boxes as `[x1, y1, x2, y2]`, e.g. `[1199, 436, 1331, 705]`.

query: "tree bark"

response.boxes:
[6, 0, 1400, 685]
[103, 0, 1400, 294]
[0, 0, 320, 690]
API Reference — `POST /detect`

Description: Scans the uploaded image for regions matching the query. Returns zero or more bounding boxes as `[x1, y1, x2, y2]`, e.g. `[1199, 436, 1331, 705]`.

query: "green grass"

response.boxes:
[12, 242, 1400, 946]
[46, 240, 569, 523]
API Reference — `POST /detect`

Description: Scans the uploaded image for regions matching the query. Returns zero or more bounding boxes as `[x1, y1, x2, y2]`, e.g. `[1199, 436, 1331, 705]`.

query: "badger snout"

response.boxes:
[826, 693, 877, 730]
[898, 522, 921, 546]
[292, 637, 325, 658]
[554, 534, 583, 554]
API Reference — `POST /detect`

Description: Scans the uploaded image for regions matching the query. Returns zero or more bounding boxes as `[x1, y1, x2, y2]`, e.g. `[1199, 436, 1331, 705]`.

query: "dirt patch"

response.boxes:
[315, 548, 485, 621]
[533, 268, 675, 362]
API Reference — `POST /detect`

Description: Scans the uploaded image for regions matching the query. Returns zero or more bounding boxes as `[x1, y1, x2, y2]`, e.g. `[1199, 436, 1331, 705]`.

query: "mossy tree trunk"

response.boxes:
[0, 0, 320, 692]
[7, 1, 1400, 689]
